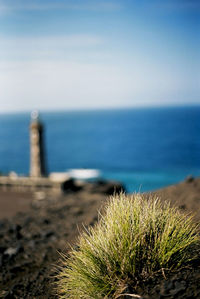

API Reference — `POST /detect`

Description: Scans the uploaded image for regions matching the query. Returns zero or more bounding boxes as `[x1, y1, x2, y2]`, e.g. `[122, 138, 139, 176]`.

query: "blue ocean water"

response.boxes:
[0, 106, 200, 193]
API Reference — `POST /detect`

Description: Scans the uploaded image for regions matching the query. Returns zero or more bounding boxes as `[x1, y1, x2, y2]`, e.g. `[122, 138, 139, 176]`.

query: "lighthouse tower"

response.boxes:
[30, 110, 46, 177]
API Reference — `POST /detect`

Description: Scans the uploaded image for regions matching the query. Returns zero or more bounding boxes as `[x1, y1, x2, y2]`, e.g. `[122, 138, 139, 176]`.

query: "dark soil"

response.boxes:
[0, 178, 200, 298]
[0, 181, 123, 298]
[154, 175, 200, 223]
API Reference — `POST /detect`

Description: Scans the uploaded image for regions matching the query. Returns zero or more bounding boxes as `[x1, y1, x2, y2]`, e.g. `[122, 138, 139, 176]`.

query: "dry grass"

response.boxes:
[57, 193, 199, 298]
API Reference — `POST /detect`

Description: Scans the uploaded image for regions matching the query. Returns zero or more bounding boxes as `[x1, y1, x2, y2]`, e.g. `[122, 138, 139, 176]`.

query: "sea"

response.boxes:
[0, 106, 200, 193]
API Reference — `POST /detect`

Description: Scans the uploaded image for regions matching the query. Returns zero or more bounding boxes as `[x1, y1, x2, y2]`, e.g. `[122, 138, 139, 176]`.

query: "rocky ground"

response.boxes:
[0, 178, 200, 298]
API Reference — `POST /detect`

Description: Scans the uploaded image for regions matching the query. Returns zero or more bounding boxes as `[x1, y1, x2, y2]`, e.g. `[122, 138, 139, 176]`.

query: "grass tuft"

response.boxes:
[57, 193, 199, 298]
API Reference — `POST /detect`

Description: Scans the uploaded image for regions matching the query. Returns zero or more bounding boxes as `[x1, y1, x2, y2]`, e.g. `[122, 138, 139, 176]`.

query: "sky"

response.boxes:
[0, 0, 199, 113]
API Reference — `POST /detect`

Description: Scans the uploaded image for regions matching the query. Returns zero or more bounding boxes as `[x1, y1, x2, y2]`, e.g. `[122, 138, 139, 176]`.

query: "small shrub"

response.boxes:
[57, 193, 199, 298]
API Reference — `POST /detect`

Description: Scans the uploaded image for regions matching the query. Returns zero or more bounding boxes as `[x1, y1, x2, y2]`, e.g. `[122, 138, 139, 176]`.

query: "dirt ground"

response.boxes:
[0, 178, 199, 298]
[154, 176, 200, 223]
[0, 191, 34, 219]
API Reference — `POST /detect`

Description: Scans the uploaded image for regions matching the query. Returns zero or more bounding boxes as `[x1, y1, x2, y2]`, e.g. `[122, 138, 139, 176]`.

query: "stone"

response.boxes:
[61, 178, 82, 192]
[4, 246, 19, 257]
[185, 175, 194, 183]
[92, 180, 125, 195]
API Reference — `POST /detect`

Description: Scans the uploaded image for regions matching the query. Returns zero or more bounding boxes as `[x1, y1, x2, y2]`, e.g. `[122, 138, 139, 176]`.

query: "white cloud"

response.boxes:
[0, 61, 134, 111]
[0, 59, 197, 113]
[0, 35, 103, 60]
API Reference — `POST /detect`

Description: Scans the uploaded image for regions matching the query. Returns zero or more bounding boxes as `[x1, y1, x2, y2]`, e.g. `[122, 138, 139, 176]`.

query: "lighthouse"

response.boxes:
[30, 110, 46, 177]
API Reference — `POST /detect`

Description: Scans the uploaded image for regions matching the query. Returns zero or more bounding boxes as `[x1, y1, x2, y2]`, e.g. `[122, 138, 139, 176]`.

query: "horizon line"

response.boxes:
[1, 103, 200, 116]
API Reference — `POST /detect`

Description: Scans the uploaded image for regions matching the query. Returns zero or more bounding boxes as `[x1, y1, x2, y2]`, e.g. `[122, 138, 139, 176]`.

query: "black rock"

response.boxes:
[185, 175, 194, 183]
[61, 178, 82, 192]
[92, 180, 125, 195]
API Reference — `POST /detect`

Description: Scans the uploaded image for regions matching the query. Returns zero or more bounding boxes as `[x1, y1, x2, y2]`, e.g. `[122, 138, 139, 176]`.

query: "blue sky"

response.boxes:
[0, 0, 199, 112]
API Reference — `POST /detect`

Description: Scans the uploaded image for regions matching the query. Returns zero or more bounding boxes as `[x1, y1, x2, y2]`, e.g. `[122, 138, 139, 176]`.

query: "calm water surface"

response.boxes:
[0, 106, 199, 192]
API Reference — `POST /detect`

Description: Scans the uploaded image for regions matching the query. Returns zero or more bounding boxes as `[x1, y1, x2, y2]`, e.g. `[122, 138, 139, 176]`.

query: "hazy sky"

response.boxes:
[0, 0, 199, 112]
